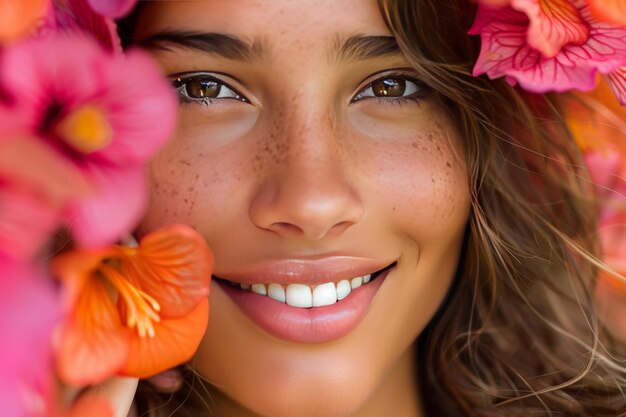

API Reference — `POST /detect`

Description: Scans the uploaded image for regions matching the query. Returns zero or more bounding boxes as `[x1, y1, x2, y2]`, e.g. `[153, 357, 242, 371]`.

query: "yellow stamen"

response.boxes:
[56, 105, 113, 154]
[100, 263, 162, 339]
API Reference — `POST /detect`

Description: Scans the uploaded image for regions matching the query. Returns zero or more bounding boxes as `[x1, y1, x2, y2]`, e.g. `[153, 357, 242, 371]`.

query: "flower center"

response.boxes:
[56, 105, 113, 154]
[100, 263, 162, 338]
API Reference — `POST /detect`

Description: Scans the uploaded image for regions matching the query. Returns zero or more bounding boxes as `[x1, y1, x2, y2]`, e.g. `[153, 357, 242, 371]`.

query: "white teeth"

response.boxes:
[267, 283, 286, 303]
[286, 284, 313, 308]
[312, 282, 337, 307]
[336, 280, 351, 301]
[251, 283, 267, 295]
[234, 271, 379, 308]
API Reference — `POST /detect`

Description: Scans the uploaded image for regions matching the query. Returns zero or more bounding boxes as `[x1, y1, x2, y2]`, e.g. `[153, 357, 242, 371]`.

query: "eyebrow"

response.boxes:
[138, 31, 401, 63]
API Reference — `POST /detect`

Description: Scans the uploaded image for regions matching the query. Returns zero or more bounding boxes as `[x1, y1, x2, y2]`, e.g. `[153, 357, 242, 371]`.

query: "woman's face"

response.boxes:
[136, 1, 470, 416]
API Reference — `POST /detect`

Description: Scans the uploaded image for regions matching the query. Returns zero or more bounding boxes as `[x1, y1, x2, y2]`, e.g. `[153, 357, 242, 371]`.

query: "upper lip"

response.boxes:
[213, 256, 397, 285]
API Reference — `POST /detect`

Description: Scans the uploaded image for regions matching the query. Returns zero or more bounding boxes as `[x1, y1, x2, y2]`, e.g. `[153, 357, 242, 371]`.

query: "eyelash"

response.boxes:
[169, 72, 429, 107]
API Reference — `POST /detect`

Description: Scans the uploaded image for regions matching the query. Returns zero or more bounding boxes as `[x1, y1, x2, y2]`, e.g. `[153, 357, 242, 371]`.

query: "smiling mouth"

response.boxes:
[214, 262, 396, 309]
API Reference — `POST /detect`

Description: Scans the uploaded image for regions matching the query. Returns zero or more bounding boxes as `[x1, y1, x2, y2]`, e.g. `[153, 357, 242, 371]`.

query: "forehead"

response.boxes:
[134, 0, 392, 46]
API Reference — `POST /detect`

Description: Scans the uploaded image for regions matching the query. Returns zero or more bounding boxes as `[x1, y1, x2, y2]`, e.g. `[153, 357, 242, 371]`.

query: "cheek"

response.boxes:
[348, 115, 470, 243]
[139, 128, 249, 235]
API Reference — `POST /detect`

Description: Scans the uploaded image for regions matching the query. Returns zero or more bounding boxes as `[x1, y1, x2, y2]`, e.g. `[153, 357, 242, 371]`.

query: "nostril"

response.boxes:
[270, 222, 305, 236]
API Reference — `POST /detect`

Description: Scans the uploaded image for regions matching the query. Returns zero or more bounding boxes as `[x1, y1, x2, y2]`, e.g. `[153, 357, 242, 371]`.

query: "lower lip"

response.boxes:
[217, 269, 391, 343]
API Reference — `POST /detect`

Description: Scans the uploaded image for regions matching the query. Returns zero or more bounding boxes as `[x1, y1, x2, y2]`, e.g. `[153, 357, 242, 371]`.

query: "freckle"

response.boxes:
[431, 178, 435, 184]
[436, 145, 441, 152]
[446, 162, 452, 168]
[184, 198, 189, 203]
[179, 160, 191, 167]
[195, 174, 200, 180]
[412, 142, 419, 148]
[187, 186, 194, 192]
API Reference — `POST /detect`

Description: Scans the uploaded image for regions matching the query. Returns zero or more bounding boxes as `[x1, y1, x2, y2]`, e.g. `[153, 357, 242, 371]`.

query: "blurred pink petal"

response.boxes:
[0, 185, 59, 260]
[0, 35, 177, 248]
[607, 67, 626, 105]
[67, 165, 147, 248]
[0, 259, 59, 417]
[470, 1, 626, 94]
[87, 0, 137, 18]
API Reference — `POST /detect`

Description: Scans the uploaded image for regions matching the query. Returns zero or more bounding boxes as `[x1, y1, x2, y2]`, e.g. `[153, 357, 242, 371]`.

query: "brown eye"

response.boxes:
[371, 78, 406, 97]
[171, 73, 248, 104]
[353, 75, 423, 102]
[186, 78, 221, 98]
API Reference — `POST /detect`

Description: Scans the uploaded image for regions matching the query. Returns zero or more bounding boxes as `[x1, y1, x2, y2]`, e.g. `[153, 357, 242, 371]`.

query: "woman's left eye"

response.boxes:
[352, 76, 425, 103]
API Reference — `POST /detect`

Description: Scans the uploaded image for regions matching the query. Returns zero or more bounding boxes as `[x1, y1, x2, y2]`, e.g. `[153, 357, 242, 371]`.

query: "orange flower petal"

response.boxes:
[122, 224, 212, 318]
[63, 394, 112, 417]
[52, 249, 130, 385]
[120, 299, 209, 378]
[0, 0, 49, 43]
[56, 275, 130, 385]
[589, 0, 626, 26]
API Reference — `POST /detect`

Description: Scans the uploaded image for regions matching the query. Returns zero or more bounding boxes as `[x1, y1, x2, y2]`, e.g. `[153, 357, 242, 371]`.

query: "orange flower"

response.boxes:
[52, 224, 212, 385]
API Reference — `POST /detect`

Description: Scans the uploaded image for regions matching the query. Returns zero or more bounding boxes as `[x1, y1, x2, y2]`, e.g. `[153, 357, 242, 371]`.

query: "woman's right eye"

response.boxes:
[170, 73, 249, 106]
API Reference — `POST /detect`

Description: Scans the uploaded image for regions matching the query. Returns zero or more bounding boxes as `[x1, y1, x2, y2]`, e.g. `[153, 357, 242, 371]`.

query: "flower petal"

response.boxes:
[607, 67, 626, 106]
[0, 185, 59, 260]
[87, 0, 137, 18]
[470, 1, 626, 93]
[66, 164, 147, 248]
[54, 0, 122, 52]
[52, 249, 130, 385]
[64, 394, 112, 417]
[0, 0, 49, 43]
[122, 225, 213, 318]
[511, 0, 589, 58]
[589, 0, 626, 27]
[120, 299, 209, 378]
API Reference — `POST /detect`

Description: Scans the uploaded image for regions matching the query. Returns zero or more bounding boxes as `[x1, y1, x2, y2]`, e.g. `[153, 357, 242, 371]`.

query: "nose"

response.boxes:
[248, 112, 364, 241]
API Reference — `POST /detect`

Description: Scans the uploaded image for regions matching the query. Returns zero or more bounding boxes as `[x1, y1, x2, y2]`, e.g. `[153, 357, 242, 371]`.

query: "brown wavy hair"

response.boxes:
[377, 0, 626, 415]
[122, 0, 626, 415]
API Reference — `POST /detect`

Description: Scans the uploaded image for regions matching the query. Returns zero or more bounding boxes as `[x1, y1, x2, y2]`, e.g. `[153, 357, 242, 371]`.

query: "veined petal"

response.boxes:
[121, 299, 209, 378]
[52, 249, 130, 385]
[589, 0, 626, 26]
[511, 0, 589, 58]
[121, 225, 213, 318]
[470, 2, 626, 93]
[607, 68, 626, 105]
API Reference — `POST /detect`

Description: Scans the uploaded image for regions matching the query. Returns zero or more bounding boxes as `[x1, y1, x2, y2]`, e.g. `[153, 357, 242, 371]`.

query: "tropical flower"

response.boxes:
[52, 225, 212, 385]
[470, 0, 626, 103]
[0, 0, 50, 43]
[85, 0, 137, 19]
[0, 34, 177, 249]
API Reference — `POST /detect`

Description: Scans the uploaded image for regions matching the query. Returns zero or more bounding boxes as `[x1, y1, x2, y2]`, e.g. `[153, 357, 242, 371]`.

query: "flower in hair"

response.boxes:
[0, 35, 177, 249]
[52, 225, 213, 385]
[470, 0, 626, 104]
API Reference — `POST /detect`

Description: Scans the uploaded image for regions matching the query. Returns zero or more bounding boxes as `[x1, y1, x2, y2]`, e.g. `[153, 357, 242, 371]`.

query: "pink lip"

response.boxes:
[214, 256, 394, 285]
[216, 266, 393, 343]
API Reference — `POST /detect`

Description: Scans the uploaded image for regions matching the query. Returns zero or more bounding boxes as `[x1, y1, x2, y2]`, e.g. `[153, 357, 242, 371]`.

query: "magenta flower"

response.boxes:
[0, 35, 177, 249]
[0, 257, 59, 417]
[470, 0, 626, 99]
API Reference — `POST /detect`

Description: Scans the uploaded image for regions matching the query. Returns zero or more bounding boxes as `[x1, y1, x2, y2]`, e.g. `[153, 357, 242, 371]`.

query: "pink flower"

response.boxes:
[86, 0, 137, 19]
[470, 0, 626, 99]
[0, 257, 59, 417]
[0, 35, 177, 249]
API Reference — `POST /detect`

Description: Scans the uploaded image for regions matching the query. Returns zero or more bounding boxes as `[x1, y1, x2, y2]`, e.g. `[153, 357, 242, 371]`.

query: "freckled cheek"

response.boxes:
[140, 136, 250, 235]
[354, 131, 470, 242]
